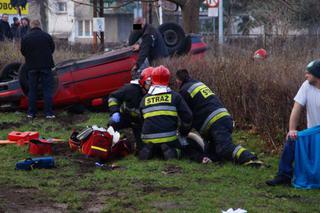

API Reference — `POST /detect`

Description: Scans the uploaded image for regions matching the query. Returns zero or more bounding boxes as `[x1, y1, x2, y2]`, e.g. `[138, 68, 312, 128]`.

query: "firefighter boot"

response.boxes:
[233, 145, 263, 167]
[139, 144, 154, 160]
[161, 143, 178, 160]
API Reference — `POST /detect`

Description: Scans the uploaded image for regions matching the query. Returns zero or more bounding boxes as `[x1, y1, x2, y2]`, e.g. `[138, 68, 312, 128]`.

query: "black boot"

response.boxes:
[266, 175, 291, 186]
[235, 147, 263, 167]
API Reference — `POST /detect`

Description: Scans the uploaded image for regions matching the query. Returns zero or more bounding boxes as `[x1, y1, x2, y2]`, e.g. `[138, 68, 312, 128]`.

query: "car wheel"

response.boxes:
[158, 22, 187, 56]
[19, 64, 59, 99]
[0, 62, 22, 82]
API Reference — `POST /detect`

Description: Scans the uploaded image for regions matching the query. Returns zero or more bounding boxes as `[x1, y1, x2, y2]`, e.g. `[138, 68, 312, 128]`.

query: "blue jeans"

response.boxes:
[27, 69, 54, 116]
[277, 138, 295, 178]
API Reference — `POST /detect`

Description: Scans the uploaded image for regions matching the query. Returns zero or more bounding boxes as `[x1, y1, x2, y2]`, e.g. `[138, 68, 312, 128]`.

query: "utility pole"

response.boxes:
[99, 0, 104, 50]
[93, 0, 98, 52]
[218, 0, 224, 44]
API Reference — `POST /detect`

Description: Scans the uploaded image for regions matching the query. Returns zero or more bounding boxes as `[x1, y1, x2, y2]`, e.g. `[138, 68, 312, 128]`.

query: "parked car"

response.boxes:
[0, 23, 207, 111]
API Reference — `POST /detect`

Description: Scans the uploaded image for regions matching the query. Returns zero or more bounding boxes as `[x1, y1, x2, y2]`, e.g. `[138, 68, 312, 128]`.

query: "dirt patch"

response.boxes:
[152, 201, 183, 210]
[0, 122, 22, 130]
[0, 185, 68, 213]
[56, 113, 89, 128]
[162, 164, 183, 175]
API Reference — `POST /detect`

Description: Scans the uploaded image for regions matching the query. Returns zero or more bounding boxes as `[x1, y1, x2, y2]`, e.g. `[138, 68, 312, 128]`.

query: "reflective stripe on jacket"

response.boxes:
[179, 79, 231, 134]
[140, 90, 192, 143]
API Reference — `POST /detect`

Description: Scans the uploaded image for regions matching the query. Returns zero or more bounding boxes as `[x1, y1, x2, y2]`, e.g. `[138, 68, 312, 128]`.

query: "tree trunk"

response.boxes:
[167, 0, 202, 33]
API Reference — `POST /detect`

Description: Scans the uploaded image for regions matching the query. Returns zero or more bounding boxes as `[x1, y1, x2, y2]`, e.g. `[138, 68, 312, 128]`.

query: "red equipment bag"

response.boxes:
[69, 126, 131, 161]
[29, 139, 53, 155]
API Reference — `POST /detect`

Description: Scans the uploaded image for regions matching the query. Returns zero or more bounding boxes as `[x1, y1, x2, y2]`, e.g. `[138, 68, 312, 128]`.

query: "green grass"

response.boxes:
[0, 111, 319, 212]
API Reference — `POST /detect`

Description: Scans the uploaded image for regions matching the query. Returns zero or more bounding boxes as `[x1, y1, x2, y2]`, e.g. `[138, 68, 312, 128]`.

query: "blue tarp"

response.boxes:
[293, 125, 320, 189]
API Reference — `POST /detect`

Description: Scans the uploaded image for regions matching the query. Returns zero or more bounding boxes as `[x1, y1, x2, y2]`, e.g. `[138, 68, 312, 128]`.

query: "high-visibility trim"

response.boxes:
[232, 145, 242, 159]
[190, 85, 207, 98]
[91, 146, 108, 152]
[142, 106, 177, 114]
[108, 97, 119, 107]
[108, 101, 118, 107]
[200, 108, 230, 134]
[143, 111, 177, 119]
[187, 82, 203, 94]
[236, 147, 246, 159]
[142, 131, 177, 139]
[143, 135, 177, 143]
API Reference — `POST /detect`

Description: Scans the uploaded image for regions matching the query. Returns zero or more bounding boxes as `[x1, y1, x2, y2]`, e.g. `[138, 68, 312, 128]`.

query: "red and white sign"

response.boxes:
[204, 0, 219, 8]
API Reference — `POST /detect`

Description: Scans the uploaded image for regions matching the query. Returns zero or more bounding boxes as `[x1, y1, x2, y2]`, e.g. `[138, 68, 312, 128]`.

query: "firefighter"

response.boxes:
[175, 69, 263, 166]
[108, 67, 154, 152]
[139, 66, 193, 160]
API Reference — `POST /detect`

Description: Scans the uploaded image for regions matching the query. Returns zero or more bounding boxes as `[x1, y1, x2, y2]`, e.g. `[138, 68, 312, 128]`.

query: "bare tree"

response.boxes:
[165, 0, 203, 33]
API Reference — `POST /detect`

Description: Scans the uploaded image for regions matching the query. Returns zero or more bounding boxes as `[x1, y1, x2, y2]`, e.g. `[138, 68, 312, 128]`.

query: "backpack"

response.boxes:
[69, 126, 131, 161]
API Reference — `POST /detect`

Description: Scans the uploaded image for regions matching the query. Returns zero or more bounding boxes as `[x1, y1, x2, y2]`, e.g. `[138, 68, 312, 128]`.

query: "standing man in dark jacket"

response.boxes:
[17, 17, 30, 39]
[20, 20, 55, 119]
[0, 14, 13, 41]
[129, 17, 169, 79]
[11, 17, 20, 41]
[175, 69, 262, 166]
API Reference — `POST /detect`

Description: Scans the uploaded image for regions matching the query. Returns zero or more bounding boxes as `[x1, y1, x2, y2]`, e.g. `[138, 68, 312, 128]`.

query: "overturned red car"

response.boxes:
[0, 24, 207, 111]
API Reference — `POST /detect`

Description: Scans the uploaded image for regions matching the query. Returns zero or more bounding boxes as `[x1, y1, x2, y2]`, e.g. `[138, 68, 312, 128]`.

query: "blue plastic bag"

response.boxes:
[293, 125, 320, 189]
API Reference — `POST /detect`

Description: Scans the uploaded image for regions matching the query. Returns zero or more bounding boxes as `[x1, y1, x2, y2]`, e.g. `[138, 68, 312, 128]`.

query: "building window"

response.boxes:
[56, 2, 67, 13]
[77, 20, 92, 37]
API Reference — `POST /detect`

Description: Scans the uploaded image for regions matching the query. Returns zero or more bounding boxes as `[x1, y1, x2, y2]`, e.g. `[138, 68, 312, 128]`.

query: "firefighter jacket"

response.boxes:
[108, 82, 143, 121]
[140, 86, 193, 144]
[179, 79, 231, 135]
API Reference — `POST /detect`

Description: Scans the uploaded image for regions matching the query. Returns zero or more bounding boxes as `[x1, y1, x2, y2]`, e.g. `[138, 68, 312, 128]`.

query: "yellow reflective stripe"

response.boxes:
[143, 111, 178, 119]
[108, 101, 118, 107]
[204, 112, 230, 133]
[190, 85, 207, 98]
[236, 147, 246, 159]
[143, 135, 177, 143]
[91, 146, 108, 152]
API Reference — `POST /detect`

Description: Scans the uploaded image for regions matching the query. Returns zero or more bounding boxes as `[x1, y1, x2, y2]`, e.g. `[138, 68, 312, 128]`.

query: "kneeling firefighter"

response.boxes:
[175, 69, 263, 166]
[108, 67, 154, 152]
[139, 65, 197, 160]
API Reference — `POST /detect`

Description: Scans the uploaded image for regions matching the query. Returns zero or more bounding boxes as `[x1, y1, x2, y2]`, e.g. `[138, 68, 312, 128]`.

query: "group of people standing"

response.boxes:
[0, 13, 30, 42]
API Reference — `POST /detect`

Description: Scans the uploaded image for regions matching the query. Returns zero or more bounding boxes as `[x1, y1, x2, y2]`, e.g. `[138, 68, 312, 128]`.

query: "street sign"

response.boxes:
[203, 0, 219, 8]
[93, 17, 105, 32]
[0, 0, 28, 15]
[208, 7, 218, 17]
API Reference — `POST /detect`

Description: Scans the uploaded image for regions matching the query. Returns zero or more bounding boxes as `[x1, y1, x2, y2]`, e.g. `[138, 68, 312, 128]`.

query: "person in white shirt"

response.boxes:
[266, 59, 320, 186]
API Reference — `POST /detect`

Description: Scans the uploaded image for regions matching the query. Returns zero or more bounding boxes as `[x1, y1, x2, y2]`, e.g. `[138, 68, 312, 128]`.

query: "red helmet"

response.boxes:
[139, 67, 153, 87]
[253, 48, 267, 59]
[151, 65, 170, 86]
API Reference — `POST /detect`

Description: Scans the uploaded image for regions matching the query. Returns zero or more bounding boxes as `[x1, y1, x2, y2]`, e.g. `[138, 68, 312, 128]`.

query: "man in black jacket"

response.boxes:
[129, 17, 169, 79]
[20, 20, 55, 119]
[0, 14, 13, 41]
[175, 69, 263, 166]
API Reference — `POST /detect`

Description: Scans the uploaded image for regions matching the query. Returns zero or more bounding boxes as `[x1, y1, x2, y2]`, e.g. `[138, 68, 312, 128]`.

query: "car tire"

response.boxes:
[19, 64, 59, 99]
[158, 22, 187, 56]
[0, 62, 22, 82]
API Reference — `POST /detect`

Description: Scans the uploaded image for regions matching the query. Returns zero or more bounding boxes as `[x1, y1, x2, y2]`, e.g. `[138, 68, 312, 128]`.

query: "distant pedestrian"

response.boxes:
[11, 17, 20, 40]
[17, 17, 30, 39]
[20, 20, 56, 119]
[0, 14, 13, 41]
